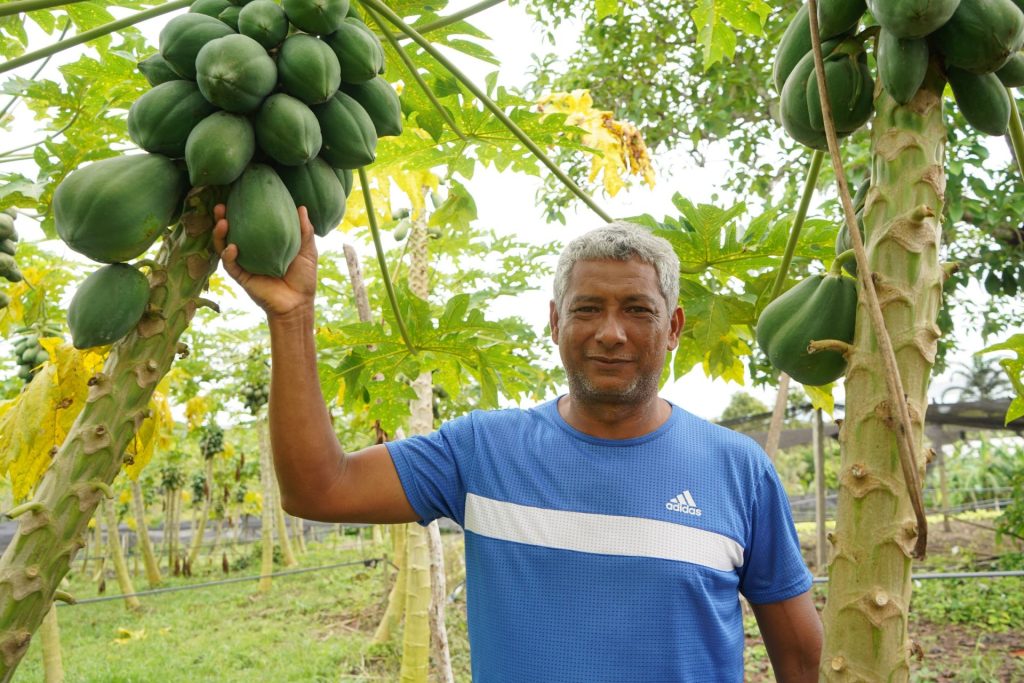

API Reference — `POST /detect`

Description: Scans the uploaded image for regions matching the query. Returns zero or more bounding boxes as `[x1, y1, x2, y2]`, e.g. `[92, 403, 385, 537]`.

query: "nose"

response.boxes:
[594, 313, 627, 346]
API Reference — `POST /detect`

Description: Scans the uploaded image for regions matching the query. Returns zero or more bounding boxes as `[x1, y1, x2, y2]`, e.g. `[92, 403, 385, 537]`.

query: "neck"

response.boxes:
[558, 393, 670, 440]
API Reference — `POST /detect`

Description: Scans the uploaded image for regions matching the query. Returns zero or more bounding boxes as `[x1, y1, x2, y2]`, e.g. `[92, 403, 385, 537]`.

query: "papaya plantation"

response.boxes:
[1, 0, 1024, 681]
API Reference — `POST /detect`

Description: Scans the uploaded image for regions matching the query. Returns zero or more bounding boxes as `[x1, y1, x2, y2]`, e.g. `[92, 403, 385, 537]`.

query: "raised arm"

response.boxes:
[750, 590, 823, 682]
[213, 204, 418, 524]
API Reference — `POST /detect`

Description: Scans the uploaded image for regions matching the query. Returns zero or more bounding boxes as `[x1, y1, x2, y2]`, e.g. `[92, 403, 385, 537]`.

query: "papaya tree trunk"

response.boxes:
[372, 523, 407, 644]
[187, 459, 214, 568]
[102, 499, 141, 611]
[269, 465, 296, 567]
[258, 418, 275, 593]
[0, 190, 221, 679]
[821, 68, 946, 681]
[39, 604, 62, 683]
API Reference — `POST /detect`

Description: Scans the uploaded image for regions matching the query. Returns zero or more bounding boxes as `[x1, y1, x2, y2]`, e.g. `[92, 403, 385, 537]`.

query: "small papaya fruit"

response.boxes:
[255, 94, 322, 166]
[341, 77, 403, 137]
[805, 51, 874, 133]
[158, 13, 235, 79]
[877, 30, 929, 104]
[276, 157, 346, 237]
[68, 263, 151, 349]
[313, 91, 377, 168]
[996, 52, 1024, 86]
[817, 0, 866, 40]
[196, 34, 278, 113]
[218, 5, 241, 29]
[190, 0, 233, 17]
[127, 80, 217, 158]
[186, 111, 256, 186]
[755, 268, 858, 386]
[866, 0, 960, 39]
[137, 53, 180, 87]
[932, 0, 1024, 74]
[238, 0, 288, 49]
[277, 34, 342, 105]
[324, 18, 385, 83]
[282, 0, 350, 34]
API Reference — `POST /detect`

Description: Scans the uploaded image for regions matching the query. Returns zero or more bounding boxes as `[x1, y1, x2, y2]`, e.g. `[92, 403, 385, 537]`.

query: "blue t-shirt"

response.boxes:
[387, 398, 811, 682]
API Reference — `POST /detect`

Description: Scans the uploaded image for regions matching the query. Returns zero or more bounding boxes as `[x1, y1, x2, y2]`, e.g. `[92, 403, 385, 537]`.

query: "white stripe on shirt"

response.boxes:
[464, 493, 744, 572]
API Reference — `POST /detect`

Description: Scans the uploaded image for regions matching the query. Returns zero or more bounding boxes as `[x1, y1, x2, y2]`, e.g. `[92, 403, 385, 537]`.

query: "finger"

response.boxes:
[213, 203, 226, 222]
[296, 206, 317, 256]
[218, 243, 247, 282]
[212, 218, 228, 255]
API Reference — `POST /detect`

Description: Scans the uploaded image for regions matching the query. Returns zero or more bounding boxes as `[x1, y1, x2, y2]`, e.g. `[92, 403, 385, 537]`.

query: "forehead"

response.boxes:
[564, 258, 661, 300]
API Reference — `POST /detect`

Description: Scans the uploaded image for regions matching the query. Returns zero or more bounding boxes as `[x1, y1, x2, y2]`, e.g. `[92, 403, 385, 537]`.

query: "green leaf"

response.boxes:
[596, 0, 619, 20]
[690, 0, 770, 70]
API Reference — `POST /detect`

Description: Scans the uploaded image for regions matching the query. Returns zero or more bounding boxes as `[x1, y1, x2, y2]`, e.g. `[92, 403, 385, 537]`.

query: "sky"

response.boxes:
[3, 0, 1010, 420]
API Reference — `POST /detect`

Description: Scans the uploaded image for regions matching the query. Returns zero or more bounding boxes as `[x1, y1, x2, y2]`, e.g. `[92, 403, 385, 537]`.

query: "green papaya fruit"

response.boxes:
[238, 0, 288, 49]
[805, 51, 874, 132]
[779, 39, 843, 149]
[755, 271, 858, 385]
[196, 34, 278, 113]
[226, 164, 301, 277]
[852, 177, 870, 213]
[947, 66, 1011, 135]
[137, 53, 180, 87]
[341, 77, 403, 137]
[313, 91, 377, 168]
[774, 5, 812, 93]
[68, 264, 151, 349]
[158, 13, 235, 79]
[335, 167, 353, 196]
[835, 211, 865, 277]
[186, 111, 256, 185]
[996, 52, 1024, 86]
[255, 94, 323, 166]
[393, 217, 410, 241]
[127, 80, 217, 158]
[817, 0, 866, 40]
[2, 208, 15, 217]
[0, 214, 16, 241]
[190, 0, 233, 17]
[0, 254, 22, 282]
[282, 0, 350, 34]
[877, 29, 929, 104]
[276, 34, 342, 105]
[932, 0, 1024, 74]
[218, 5, 242, 30]
[323, 18, 384, 83]
[54, 154, 188, 263]
[276, 157, 347, 237]
[0, 239, 15, 256]
[345, 17, 387, 74]
[866, 0, 961, 39]
[0, 291, 9, 309]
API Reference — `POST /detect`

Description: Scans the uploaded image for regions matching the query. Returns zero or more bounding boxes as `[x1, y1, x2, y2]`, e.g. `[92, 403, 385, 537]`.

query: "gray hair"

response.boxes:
[553, 221, 680, 313]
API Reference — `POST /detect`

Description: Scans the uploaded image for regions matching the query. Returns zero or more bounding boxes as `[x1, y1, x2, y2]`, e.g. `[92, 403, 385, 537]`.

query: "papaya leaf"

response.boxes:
[804, 382, 836, 415]
[980, 334, 1024, 424]
[0, 341, 105, 501]
[596, 0, 620, 20]
[690, 0, 770, 70]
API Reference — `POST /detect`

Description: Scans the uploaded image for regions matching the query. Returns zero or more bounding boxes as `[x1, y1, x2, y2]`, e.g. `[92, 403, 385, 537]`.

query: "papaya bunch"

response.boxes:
[52, 0, 404, 350]
[774, 0, 1024, 142]
[0, 208, 23, 310]
[10, 323, 63, 384]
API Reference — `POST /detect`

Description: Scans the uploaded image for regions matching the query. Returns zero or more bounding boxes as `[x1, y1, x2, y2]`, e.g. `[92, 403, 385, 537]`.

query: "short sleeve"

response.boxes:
[738, 460, 813, 604]
[385, 414, 474, 527]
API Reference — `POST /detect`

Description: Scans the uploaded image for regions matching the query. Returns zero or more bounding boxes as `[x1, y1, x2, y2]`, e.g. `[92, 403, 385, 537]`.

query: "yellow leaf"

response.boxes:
[0, 343, 107, 500]
[536, 90, 656, 197]
[803, 383, 836, 415]
[185, 396, 209, 430]
[391, 169, 439, 217]
[113, 627, 146, 644]
[340, 170, 392, 233]
[125, 389, 174, 480]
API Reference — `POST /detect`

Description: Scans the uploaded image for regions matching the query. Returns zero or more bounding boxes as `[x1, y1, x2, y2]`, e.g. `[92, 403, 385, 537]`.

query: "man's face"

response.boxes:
[550, 258, 684, 406]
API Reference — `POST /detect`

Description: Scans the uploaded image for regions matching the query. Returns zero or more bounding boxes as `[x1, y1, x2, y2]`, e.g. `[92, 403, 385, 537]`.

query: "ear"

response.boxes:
[667, 306, 685, 350]
[549, 300, 560, 344]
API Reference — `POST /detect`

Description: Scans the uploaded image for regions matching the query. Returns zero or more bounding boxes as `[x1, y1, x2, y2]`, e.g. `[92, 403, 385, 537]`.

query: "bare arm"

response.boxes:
[750, 590, 823, 683]
[214, 204, 418, 524]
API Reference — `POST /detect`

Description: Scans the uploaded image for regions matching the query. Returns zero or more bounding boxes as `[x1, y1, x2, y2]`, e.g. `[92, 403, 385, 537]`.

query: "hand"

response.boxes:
[212, 204, 319, 320]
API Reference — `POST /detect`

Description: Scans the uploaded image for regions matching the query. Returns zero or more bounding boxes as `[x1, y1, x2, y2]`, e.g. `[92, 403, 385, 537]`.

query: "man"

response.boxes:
[213, 206, 823, 682]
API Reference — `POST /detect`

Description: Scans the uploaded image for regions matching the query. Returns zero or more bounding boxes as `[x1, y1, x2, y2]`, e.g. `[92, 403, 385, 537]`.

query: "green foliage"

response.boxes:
[630, 194, 836, 382]
[981, 334, 1024, 423]
[911, 576, 1024, 631]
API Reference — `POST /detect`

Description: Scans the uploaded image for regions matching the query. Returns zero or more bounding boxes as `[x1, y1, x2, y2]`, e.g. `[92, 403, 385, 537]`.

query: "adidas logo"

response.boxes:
[665, 491, 702, 516]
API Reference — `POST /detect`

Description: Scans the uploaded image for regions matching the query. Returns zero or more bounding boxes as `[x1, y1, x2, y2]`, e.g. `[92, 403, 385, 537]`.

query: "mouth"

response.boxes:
[588, 356, 633, 365]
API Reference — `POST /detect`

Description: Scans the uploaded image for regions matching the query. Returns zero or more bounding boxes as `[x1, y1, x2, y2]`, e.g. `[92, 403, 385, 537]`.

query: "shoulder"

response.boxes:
[670, 405, 767, 459]
[440, 399, 560, 435]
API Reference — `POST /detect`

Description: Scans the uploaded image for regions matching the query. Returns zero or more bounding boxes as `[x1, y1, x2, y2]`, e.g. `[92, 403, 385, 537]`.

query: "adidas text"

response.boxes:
[665, 502, 702, 516]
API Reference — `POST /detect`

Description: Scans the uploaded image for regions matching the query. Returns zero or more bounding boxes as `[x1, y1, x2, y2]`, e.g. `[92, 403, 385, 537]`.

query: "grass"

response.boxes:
[15, 530, 472, 682]
[14, 519, 1024, 681]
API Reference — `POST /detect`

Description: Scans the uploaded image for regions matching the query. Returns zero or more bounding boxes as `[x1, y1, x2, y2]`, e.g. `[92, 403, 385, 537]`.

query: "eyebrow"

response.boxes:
[568, 294, 660, 305]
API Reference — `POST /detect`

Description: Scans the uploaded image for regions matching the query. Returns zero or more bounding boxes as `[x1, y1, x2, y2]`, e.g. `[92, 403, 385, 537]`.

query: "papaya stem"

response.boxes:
[806, 0, 927, 558]
[361, 0, 614, 224]
[400, 0, 506, 38]
[1006, 88, 1024, 179]
[770, 149, 824, 302]
[0, 0, 190, 76]
[358, 167, 417, 355]
[808, 338, 852, 356]
[0, 0, 88, 18]
[831, 248, 856, 275]
[364, 6, 467, 140]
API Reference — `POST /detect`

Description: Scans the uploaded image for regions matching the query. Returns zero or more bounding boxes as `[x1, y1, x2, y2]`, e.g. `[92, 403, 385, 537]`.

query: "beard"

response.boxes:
[564, 365, 661, 406]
